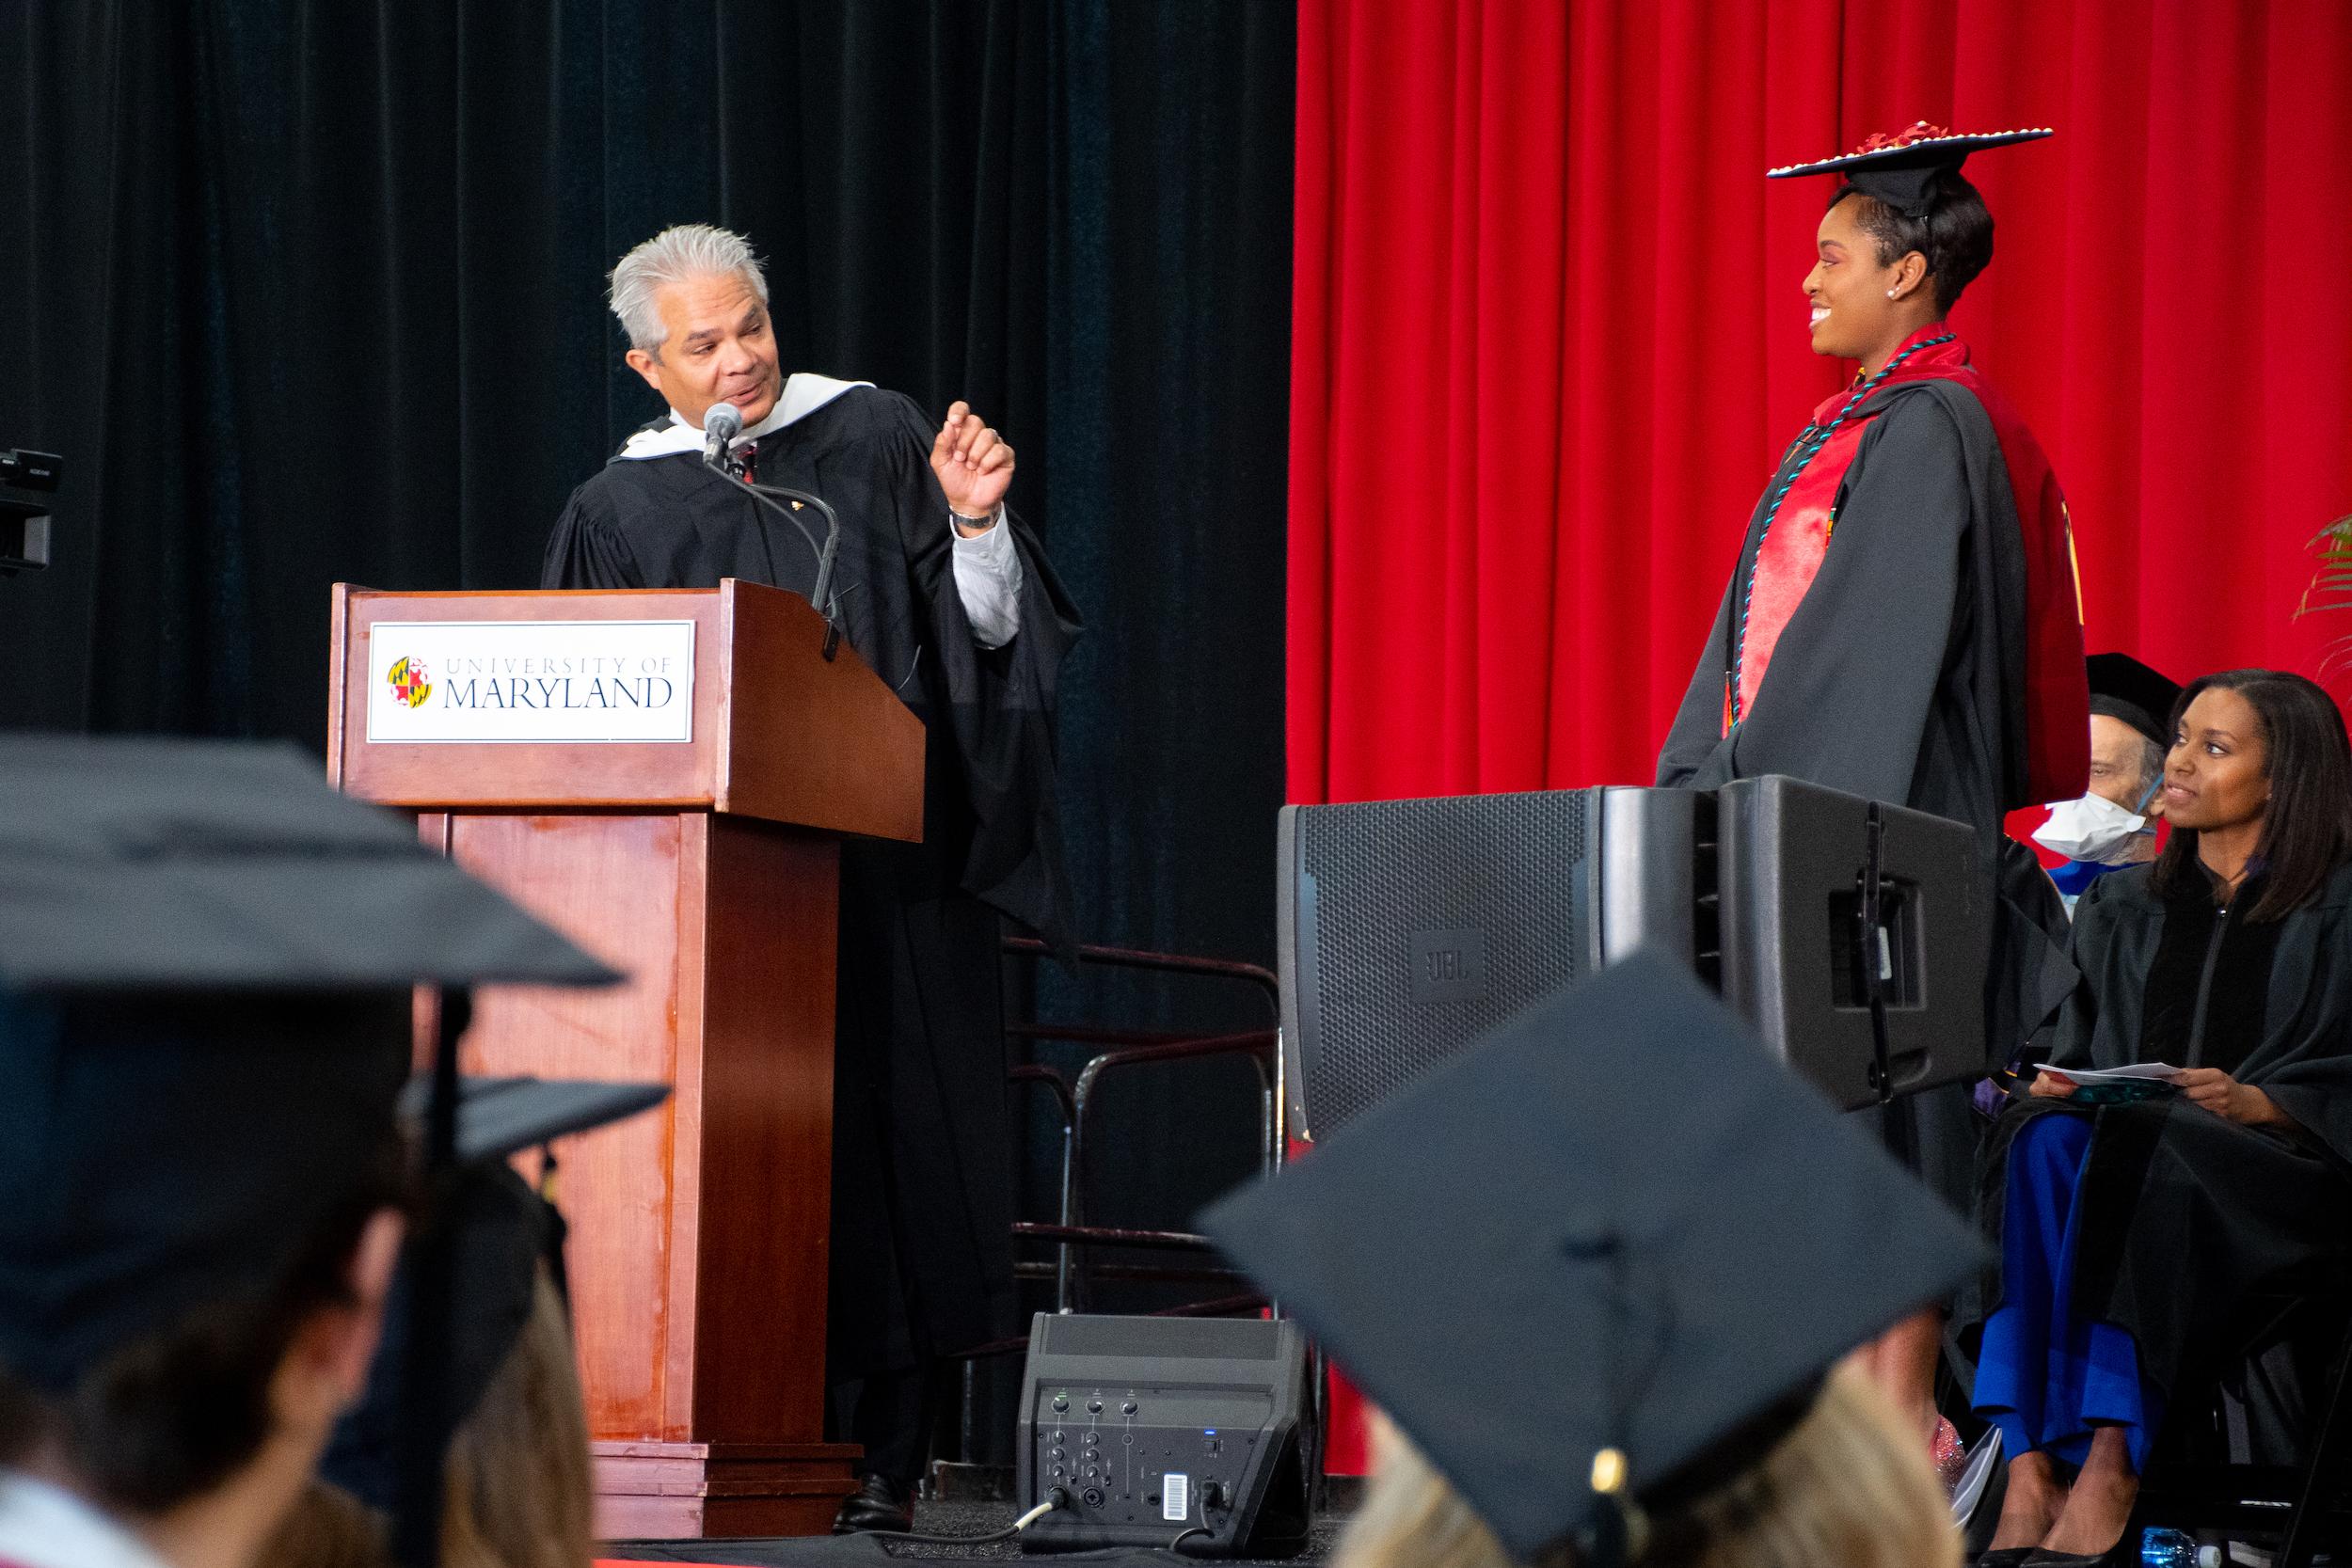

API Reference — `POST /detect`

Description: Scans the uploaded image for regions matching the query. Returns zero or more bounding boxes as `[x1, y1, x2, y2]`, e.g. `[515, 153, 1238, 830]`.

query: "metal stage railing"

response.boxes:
[999, 936, 1286, 1320]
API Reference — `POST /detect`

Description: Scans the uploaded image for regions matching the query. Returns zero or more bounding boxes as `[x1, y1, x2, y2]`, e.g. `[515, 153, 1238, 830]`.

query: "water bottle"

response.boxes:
[2137, 1527, 2196, 1568]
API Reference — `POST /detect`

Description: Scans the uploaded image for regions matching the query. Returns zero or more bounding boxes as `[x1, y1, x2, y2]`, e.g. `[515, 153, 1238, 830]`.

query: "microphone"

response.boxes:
[696, 403, 847, 657]
[702, 401, 743, 465]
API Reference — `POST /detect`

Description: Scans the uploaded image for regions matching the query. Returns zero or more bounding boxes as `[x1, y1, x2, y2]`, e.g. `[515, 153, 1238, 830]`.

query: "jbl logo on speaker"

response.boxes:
[1408, 928, 1486, 1004]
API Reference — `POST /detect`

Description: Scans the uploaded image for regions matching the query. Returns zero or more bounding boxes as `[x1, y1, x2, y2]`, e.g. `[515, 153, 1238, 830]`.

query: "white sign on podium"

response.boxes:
[364, 619, 696, 744]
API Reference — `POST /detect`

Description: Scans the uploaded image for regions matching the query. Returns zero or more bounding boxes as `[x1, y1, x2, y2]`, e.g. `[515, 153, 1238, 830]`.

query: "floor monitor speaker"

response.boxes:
[1015, 1312, 1311, 1557]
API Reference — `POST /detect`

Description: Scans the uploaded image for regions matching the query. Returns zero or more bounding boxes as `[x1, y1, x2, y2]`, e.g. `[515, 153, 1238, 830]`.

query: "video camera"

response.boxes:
[2, 448, 61, 574]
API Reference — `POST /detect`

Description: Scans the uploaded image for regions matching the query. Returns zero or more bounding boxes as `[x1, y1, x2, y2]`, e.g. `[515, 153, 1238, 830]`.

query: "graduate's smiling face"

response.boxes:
[1804, 196, 1929, 363]
[625, 271, 784, 431]
[2161, 687, 2271, 834]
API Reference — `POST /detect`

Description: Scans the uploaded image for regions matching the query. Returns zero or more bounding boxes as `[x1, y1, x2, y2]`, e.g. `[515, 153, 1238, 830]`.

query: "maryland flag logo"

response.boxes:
[387, 656, 432, 709]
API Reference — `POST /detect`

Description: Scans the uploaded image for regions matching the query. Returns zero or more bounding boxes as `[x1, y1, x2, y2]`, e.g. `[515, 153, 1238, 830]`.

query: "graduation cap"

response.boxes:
[2087, 652, 2184, 751]
[0, 736, 619, 1565]
[0, 987, 414, 1392]
[1200, 953, 1984, 1564]
[0, 735, 612, 991]
[1767, 120, 2054, 216]
[402, 1072, 672, 1165]
[321, 1074, 671, 1516]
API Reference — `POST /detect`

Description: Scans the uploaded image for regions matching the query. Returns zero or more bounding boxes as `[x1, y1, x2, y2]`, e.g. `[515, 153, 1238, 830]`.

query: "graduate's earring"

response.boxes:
[1885, 288, 1899, 299]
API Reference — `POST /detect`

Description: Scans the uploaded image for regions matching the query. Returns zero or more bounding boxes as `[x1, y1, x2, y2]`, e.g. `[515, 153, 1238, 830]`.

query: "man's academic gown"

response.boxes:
[1961, 863, 2352, 1410]
[543, 382, 1082, 1395]
[1657, 335, 2087, 1210]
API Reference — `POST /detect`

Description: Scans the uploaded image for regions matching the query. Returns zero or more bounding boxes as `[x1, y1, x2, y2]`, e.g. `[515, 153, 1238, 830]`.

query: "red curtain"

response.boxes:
[1291, 0, 2352, 809]
[1288, 0, 2352, 1473]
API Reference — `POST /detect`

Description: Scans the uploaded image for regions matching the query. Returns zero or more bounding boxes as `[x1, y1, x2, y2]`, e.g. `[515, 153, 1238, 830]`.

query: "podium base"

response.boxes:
[593, 1440, 862, 1539]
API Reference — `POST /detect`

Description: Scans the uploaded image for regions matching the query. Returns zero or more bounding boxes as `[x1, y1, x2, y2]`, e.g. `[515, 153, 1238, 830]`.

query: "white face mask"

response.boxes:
[2033, 791, 2154, 864]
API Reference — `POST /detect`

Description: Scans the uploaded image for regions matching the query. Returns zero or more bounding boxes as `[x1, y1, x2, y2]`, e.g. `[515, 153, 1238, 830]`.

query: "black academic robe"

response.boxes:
[1961, 863, 2352, 1407]
[1656, 378, 2075, 1208]
[542, 387, 1083, 1385]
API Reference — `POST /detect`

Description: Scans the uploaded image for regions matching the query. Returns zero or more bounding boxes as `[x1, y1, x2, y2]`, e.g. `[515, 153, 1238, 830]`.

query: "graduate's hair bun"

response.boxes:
[1830, 172, 1995, 315]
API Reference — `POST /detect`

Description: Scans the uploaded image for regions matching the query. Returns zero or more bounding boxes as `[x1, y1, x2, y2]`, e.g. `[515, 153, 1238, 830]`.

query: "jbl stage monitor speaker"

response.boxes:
[1278, 776, 1991, 1135]
[1015, 1313, 1311, 1557]
[1714, 774, 1991, 1109]
[1276, 785, 1705, 1141]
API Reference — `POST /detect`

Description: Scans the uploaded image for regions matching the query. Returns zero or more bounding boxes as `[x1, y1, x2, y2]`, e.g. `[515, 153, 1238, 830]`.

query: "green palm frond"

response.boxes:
[2296, 515, 2352, 673]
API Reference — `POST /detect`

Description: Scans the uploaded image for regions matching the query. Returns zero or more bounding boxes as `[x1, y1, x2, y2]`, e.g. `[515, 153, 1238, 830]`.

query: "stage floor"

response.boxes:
[602, 1498, 1346, 1568]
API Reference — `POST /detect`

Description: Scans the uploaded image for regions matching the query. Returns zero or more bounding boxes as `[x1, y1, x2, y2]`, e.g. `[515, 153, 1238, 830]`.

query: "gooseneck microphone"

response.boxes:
[699, 401, 847, 657]
[702, 400, 742, 463]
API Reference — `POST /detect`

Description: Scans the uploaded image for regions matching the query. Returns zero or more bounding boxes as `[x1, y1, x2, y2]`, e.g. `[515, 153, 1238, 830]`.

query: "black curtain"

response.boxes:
[1, 1, 1290, 1298]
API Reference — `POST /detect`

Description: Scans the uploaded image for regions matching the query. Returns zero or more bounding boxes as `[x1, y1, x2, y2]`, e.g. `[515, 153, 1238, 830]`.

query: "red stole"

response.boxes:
[1734, 415, 1872, 725]
[1733, 327, 2089, 808]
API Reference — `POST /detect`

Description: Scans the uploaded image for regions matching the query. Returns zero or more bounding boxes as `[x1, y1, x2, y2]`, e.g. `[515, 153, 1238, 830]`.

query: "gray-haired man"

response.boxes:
[545, 225, 1081, 1533]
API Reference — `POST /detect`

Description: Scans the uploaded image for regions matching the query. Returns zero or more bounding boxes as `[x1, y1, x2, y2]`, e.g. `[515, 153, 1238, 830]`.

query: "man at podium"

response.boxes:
[542, 224, 1081, 1533]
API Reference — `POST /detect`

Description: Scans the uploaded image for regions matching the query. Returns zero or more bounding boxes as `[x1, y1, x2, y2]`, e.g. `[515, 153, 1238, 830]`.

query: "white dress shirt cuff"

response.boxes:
[950, 504, 1025, 648]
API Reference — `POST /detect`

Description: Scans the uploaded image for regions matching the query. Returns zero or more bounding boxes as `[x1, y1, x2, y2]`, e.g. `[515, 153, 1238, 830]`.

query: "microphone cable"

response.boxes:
[701, 460, 829, 585]
[844, 1490, 1064, 1546]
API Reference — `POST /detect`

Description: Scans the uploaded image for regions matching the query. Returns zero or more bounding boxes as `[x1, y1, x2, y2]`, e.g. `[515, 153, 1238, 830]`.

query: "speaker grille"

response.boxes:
[1296, 790, 1596, 1135]
[1036, 1314, 1285, 1360]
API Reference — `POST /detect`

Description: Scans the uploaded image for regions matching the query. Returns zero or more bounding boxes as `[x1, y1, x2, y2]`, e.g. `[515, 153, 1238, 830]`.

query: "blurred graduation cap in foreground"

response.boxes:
[1768, 121, 2054, 216]
[1200, 952, 1985, 1565]
[322, 1073, 671, 1515]
[0, 736, 625, 1563]
[406, 1073, 672, 1166]
[0, 735, 612, 992]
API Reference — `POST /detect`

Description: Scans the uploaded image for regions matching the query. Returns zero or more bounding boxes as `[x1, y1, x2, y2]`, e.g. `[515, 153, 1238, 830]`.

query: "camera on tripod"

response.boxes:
[2, 448, 62, 574]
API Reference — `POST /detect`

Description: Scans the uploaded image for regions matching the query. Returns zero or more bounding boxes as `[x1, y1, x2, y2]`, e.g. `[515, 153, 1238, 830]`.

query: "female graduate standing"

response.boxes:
[1657, 123, 2090, 1464]
[1656, 124, 2089, 832]
[1969, 670, 2352, 1566]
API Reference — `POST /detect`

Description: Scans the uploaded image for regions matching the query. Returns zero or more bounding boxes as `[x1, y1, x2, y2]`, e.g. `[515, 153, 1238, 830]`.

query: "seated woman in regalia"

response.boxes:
[1966, 669, 2352, 1567]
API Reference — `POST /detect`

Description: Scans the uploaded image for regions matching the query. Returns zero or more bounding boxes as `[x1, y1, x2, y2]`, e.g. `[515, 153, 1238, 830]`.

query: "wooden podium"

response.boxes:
[327, 580, 924, 1537]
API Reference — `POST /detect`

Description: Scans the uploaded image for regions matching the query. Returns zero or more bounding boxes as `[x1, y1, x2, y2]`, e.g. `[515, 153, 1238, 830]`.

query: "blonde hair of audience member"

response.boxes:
[267, 1477, 389, 1568]
[266, 1269, 594, 1568]
[1334, 1362, 1957, 1568]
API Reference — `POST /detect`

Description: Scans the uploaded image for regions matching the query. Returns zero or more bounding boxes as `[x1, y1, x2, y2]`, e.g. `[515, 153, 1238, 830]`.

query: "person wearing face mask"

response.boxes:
[1963, 670, 2352, 1567]
[2035, 655, 2183, 912]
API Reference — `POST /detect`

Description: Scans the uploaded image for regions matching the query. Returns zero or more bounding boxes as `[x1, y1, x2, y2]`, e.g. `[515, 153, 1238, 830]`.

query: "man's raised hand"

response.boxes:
[931, 400, 1014, 528]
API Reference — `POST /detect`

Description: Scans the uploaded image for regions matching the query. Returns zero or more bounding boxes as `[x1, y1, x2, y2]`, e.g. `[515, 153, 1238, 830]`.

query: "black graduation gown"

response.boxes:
[1961, 863, 2352, 1406]
[1656, 380, 2074, 1209]
[542, 387, 1083, 1381]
